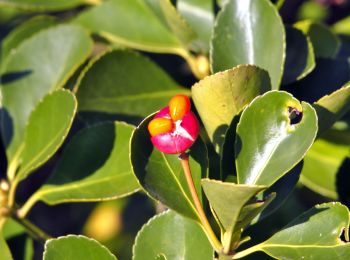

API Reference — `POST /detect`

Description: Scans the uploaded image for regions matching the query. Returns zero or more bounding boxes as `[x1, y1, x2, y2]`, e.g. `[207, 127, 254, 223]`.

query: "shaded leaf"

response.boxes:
[1, 15, 57, 63]
[313, 82, 350, 136]
[177, 0, 214, 53]
[44, 235, 117, 260]
[20, 122, 139, 212]
[300, 138, 349, 199]
[236, 203, 350, 259]
[0, 24, 92, 175]
[191, 65, 271, 152]
[130, 114, 208, 221]
[16, 90, 77, 181]
[76, 50, 189, 118]
[211, 0, 285, 90]
[236, 91, 318, 186]
[295, 20, 340, 58]
[0, 0, 94, 11]
[282, 26, 315, 85]
[132, 210, 213, 260]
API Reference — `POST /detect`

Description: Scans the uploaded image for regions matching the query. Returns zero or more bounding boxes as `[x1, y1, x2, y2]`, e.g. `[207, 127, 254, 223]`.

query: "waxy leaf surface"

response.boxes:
[236, 91, 318, 186]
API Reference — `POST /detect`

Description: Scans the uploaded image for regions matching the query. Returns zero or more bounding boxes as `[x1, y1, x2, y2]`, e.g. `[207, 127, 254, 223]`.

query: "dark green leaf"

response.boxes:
[177, 0, 214, 53]
[0, 0, 94, 11]
[211, 0, 285, 90]
[132, 210, 213, 260]
[236, 91, 318, 186]
[295, 20, 340, 58]
[16, 90, 77, 182]
[282, 26, 315, 85]
[20, 122, 139, 214]
[44, 235, 117, 260]
[130, 114, 208, 221]
[191, 65, 271, 152]
[76, 50, 189, 117]
[0, 24, 92, 178]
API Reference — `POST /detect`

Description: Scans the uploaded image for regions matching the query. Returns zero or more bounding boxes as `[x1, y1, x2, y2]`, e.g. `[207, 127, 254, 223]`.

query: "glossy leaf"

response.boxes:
[177, 0, 214, 53]
[16, 90, 77, 182]
[73, 0, 185, 55]
[313, 82, 350, 136]
[295, 20, 340, 58]
[0, 0, 94, 11]
[282, 26, 315, 85]
[21, 122, 139, 211]
[0, 232, 12, 260]
[300, 138, 349, 199]
[201, 179, 270, 249]
[76, 50, 189, 117]
[237, 203, 350, 259]
[132, 210, 213, 260]
[191, 65, 271, 152]
[44, 235, 117, 260]
[0, 24, 92, 174]
[1, 15, 57, 63]
[130, 114, 208, 221]
[211, 0, 285, 90]
[236, 91, 318, 186]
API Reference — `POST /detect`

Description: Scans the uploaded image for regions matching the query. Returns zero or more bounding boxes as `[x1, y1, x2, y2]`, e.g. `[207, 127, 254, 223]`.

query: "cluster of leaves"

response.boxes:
[0, 0, 350, 259]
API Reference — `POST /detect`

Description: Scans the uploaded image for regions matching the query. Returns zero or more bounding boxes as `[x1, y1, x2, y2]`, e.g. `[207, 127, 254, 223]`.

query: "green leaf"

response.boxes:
[191, 65, 271, 152]
[44, 235, 117, 260]
[1, 15, 57, 63]
[333, 16, 350, 36]
[313, 82, 350, 136]
[20, 122, 139, 213]
[211, 0, 285, 90]
[76, 50, 189, 118]
[0, 231, 12, 260]
[16, 90, 77, 182]
[132, 210, 213, 260]
[130, 114, 208, 221]
[237, 203, 350, 259]
[282, 26, 315, 85]
[295, 20, 340, 58]
[177, 0, 214, 53]
[201, 179, 271, 249]
[300, 138, 348, 199]
[73, 0, 186, 55]
[0, 0, 94, 11]
[0, 24, 92, 176]
[236, 91, 318, 186]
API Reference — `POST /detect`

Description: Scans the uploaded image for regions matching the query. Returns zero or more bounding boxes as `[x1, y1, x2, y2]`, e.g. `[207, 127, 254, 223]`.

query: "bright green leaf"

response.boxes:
[295, 20, 340, 58]
[282, 26, 315, 85]
[177, 0, 214, 53]
[191, 65, 271, 152]
[130, 114, 208, 221]
[211, 0, 285, 90]
[0, 0, 95, 11]
[73, 0, 186, 55]
[20, 122, 139, 215]
[300, 138, 349, 199]
[313, 82, 350, 136]
[236, 203, 350, 259]
[0, 24, 92, 176]
[44, 235, 117, 260]
[236, 91, 318, 186]
[132, 210, 213, 260]
[76, 50, 189, 117]
[333, 16, 350, 36]
[1, 15, 57, 63]
[16, 90, 77, 182]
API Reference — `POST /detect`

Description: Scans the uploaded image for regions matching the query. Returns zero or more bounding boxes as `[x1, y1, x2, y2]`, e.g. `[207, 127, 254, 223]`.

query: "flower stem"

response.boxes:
[12, 213, 51, 243]
[179, 153, 222, 253]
